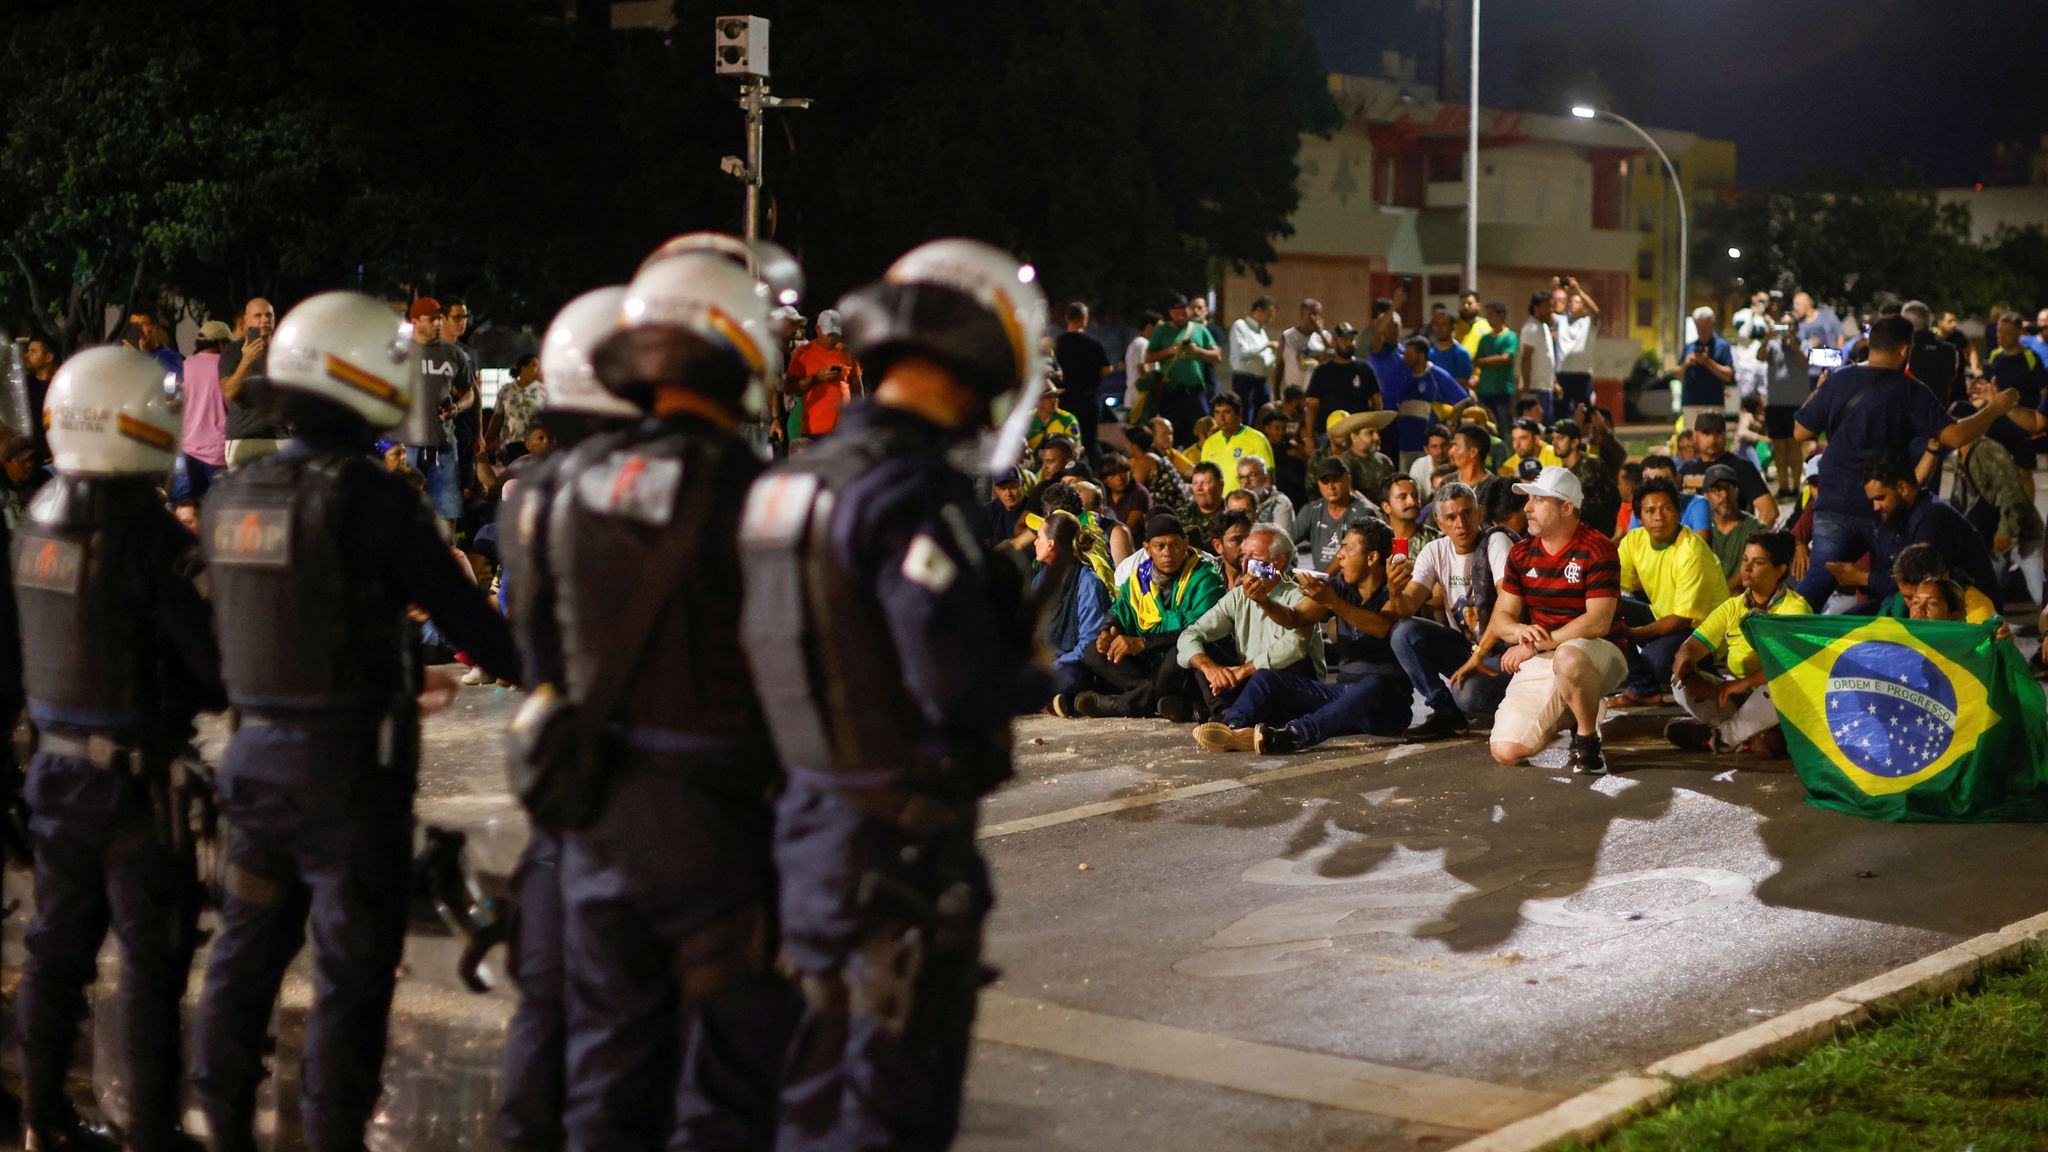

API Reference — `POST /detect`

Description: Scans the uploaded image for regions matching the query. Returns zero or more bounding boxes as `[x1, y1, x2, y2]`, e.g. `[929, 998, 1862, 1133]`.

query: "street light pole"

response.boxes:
[1464, 0, 1479, 293]
[1573, 105, 1687, 366]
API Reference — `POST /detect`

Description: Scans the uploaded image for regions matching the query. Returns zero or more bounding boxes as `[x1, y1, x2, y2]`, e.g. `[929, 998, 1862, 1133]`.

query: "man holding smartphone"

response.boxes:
[783, 307, 862, 441]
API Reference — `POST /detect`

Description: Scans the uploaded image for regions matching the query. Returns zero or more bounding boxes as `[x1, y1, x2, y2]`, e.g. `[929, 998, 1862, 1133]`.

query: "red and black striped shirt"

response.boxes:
[1501, 522, 1628, 645]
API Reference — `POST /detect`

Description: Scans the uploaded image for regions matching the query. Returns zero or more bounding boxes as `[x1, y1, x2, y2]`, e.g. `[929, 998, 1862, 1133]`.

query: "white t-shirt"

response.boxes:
[1410, 534, 1514, 626]
[1556, 313, 1592, 373]
[1408, 454, 1437, 501]
[1123, 334, 1148, 409]
[1281, 327, 1326, 390]
[1519, 319, 1558, 394]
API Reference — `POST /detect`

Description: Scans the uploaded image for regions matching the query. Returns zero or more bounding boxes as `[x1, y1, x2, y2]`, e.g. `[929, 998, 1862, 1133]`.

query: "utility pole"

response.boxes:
[715, 16, 809, 242]
[1464, 0, 1479, 293]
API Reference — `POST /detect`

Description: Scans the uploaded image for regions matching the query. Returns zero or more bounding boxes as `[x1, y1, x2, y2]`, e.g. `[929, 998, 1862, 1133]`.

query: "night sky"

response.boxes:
[1307, 0, 2048, 188]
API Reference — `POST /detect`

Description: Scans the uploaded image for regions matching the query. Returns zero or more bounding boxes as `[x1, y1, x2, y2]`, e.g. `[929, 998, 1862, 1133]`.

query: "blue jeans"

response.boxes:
[1533, 390, 1556, 424]
[1051, 660, 1096, 698]
[406, 446, 461, 522]
[1793, 507, 1876, 607]
[1391, 617, 1508, 719]
[1481, 394, 1514, 435]
[1625, 630, 1690, 697]
[1221, 669, 1411, 747]
[1232, 373, 1271, 421]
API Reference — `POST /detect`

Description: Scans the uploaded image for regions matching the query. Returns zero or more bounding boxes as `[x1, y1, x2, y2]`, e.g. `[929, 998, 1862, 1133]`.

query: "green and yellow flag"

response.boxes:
[1741, 614, 2048, 823]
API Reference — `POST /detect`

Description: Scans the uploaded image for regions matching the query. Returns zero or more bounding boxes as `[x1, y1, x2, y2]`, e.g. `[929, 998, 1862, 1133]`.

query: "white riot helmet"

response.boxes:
[263, 291, 417, 430]
[836, 238, 1048, 473]
[591, 250, 779, 420]
[540, 286, 637, 419]
[42, 346, 181, 476]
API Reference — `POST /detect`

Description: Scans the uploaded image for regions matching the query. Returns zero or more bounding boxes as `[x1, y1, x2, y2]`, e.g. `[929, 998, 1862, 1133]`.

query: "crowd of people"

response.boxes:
[2, 242, 2045, 1152]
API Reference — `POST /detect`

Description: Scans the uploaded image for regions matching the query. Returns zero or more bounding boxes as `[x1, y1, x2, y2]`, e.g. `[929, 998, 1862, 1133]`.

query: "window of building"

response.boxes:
[1637, 298, 1655, 328]
[1637, 250, 1655, 281]
[1425, 152, 1463, 183]
[1428, 275, 1462, 297]
[1637, 203, 1655, 233]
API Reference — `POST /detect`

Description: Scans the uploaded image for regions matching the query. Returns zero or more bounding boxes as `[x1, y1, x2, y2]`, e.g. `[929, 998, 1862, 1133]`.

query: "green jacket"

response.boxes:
[1110, 553, 1227, 659]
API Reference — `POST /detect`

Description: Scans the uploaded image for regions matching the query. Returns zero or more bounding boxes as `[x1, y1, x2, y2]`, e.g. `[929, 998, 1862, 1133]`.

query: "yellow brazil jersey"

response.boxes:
[1618, 526, 1726, 623]
[1692, 588, 1813, 677]
[1496, 443, 1562, 478]
[1200, 427, 1276, 494]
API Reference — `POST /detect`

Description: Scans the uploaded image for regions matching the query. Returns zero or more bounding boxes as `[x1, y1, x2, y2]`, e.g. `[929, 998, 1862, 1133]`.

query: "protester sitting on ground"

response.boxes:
[1199, 392, 1274, 496]
[1380, 475, 1436, 552]
[1445, 422, 1501, 511]
[1869, 542, 2001, 626]
[1453, 466, 1630, 775]
[1060, 513, 1227, 719]
[1947, 400, 2044, 607]
[1678, 411, 1779, 526]
[1701, 463, 1766, 593]
[1408, 422, 1452, 501]
[1386, 481, 1516, 738]
[1614, 460, 1643, 538]
[1551, 419, 1618, 539]
[1633, 454, 1711, 534]
[1312, 409, 1398, 502]
[1173, 459, 1230, 549]
[1035, 512, 1114, 701]
[1032, 434, 1080, 502]
[1098, 451, 1152, 536]
[1193, 520, 1409, 754]
[1292, 456, 1378, 571]
[1255, 402, 1311, 507]
[1234, 456, 1295, 536]
[1907, 578, 1967, 621]
[1836, 450, 2005, 613]
[1175, 524, 1325, 722]
[1497, 417, 1561, 479]
[1195, 508, 1254, 603]
[1615, 478, 1727, 705]
[1122, 421, 1191, 516]
[981, 466, 1031, 551]
[1068, 480, 1136, 566]
[1666, 530, 1808, 755]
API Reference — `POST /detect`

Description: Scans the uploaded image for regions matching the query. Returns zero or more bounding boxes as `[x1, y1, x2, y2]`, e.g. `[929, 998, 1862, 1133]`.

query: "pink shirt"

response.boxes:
[181, 351, 227, 466]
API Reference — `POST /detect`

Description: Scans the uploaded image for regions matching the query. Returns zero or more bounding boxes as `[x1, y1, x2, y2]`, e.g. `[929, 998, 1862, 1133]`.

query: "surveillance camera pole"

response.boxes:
[729, 78, 810, 243]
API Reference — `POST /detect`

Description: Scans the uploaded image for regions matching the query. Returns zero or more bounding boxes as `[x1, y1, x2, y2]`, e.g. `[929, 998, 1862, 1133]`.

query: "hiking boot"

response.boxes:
[1073, 692, 1120, 718]
[1403, 709, 1469, 742]
[1566, 731, 1609, 776]
[1664, 718, 1716, 752]
[1255, 723, 1301, 755]
[1155, 695, 1197, 724]
[1193, 722, 1257, 753]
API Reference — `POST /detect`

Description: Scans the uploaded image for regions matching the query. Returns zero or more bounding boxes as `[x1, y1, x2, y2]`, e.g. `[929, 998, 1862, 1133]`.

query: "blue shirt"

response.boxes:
[1364, 338, 1406, 428]
[1627, 491, 1710, 535]
[1384, 363, 1469, 454]
[1792, 365, 1953, 517]
[1870, 493, 2002, 610]
[1427, 341, 1472, 385]
[1679, 335, 1733, 407]
[2023, 334, 2048, 367]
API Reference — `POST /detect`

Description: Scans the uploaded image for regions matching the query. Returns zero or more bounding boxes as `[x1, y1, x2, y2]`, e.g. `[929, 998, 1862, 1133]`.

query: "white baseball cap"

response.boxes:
[814, 308, 843, 336]
[1513, 465, 1584, 508]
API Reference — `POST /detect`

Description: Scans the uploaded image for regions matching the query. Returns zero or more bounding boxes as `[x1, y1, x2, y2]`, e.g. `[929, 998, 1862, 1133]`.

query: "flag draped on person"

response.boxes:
[1742, 614, 2048, 822]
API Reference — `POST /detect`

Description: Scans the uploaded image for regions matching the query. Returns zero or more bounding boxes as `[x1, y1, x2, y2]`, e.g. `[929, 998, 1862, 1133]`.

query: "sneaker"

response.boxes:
[1664, 718, 1716, 752]
[1155, 695, 1197, 724]
[1566, 731, 1609, 776]
[1193, 722, 1257, 753]
[1255, 723, 1301, 755]
[1403, 709, 1469, 742]
[1050, 694, 1077, 718]
[460, 665, 489, 686]
[1074, 692, 1120, 718]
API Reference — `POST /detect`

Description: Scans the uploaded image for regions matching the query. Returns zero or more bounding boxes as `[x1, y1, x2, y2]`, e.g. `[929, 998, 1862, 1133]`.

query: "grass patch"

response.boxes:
[1562, 948, 2048, 1151]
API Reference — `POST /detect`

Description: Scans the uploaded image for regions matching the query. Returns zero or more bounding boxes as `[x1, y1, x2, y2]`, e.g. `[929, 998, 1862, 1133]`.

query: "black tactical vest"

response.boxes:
[546, 423, 768, 750]
[1461, 525, 1522, 644]
[204, 450, 409, 712]
[12, 478, 162, 719]
[740, 424, 977, 785]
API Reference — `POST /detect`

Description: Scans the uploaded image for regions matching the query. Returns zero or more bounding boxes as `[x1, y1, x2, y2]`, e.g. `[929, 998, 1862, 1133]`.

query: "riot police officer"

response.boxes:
[189, 292, 521, 1152]
[9, 347, 225, 1152]
[492, 283, 649, 1152]
[740, 239, 1056, 1150]
[527, 245, 800, 1151]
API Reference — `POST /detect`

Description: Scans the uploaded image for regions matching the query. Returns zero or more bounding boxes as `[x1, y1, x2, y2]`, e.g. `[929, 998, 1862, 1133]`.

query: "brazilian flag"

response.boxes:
[1741, 615, 2048, 823]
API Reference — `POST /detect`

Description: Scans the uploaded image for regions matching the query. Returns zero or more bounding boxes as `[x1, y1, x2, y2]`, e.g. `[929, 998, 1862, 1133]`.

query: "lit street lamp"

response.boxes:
[1572, 104, 1688, 371]
[1727, 247, 1742, 259]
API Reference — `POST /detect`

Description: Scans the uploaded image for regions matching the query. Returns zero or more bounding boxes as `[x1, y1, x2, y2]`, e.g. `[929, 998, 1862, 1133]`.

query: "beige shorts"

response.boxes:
[1489, 638, 1627, 752]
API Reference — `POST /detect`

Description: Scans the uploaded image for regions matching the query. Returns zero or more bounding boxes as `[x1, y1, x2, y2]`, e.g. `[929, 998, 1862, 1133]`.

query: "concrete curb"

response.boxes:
[1448, 910, 2048, 1151]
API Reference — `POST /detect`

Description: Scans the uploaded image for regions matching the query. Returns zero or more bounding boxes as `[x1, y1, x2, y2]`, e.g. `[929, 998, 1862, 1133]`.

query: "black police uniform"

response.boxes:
[742, 402, 1053, 1151]
[0, 518, 23, 1136]
[545, 414, 799, 1151]
[190, 432, 520, 1152]
[491, 425, 679, 1152]
[10, 477, 225, 1152]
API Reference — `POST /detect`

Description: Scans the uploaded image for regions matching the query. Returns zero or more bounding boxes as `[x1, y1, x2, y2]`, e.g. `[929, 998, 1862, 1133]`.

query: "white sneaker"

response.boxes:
[460, 665, 489, 686]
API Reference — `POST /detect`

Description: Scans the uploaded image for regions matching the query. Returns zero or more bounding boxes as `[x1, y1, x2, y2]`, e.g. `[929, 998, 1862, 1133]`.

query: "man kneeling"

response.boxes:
[1453, 466, 1631, 774]
[1666, 530, 1809, 755]
[1193, 520, 1409, 753]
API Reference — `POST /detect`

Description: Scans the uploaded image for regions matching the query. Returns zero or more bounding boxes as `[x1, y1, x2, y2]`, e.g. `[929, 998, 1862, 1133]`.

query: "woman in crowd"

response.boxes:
[1035, 511, 1113, 700]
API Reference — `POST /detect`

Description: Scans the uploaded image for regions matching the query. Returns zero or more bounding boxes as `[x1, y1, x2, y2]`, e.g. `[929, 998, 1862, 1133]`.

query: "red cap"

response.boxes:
[408, 297, 443, 321]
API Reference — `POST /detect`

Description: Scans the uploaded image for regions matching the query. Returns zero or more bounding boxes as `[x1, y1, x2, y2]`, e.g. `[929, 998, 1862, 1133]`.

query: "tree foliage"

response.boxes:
[0, 0, 1335, 345]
